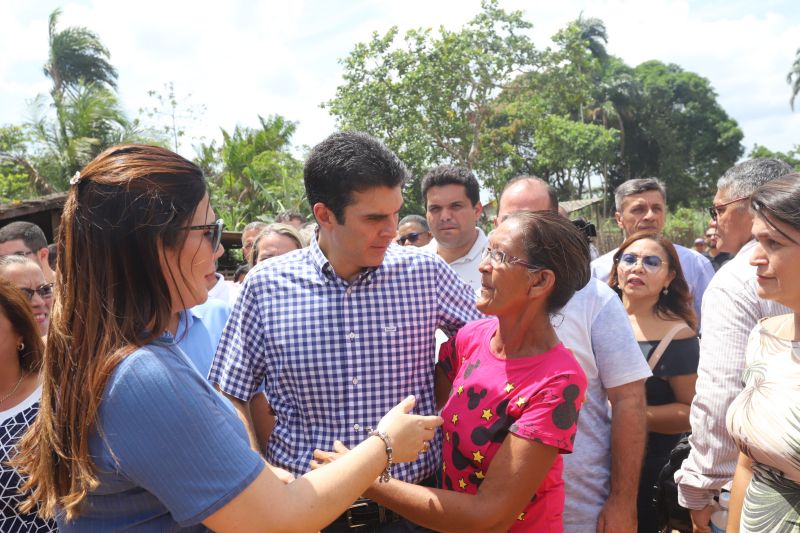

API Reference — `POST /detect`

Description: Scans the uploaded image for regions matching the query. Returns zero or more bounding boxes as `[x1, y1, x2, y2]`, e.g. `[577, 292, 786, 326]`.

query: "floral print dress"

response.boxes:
[726, 316, 800, 532]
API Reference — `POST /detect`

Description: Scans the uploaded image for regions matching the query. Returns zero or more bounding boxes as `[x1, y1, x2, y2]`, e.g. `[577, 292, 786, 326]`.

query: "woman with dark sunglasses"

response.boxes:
[609, 231, 699, 532]
[0, 255, 53, 336]
[12, 144, 441, 532]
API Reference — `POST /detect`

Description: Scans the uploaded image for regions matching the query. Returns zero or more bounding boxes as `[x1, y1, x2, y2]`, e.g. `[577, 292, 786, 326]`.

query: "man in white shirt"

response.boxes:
[675, 158, 794, 532]
[498, 176, 651, 533]
[421, 165, 487, 294]
[590, 178, 714, 322]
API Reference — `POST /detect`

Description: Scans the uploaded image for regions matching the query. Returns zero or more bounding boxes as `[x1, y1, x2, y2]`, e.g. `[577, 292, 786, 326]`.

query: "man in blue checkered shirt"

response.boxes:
[209, 132, 480, 529]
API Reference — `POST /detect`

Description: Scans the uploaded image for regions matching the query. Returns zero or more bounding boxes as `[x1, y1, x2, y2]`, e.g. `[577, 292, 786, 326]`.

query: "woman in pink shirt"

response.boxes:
[315, 211, 590, 532]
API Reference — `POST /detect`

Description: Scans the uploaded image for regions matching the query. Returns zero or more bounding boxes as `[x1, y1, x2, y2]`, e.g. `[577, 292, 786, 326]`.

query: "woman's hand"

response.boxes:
[378, 395, 443, 463]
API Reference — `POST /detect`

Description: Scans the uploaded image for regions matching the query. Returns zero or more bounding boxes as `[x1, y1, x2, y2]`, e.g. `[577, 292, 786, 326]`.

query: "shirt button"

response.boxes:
[346, 287, 353, 296]
[348, 332, 356, 340]
[352, 378, 359, 385]
[353, 423, 361, 431]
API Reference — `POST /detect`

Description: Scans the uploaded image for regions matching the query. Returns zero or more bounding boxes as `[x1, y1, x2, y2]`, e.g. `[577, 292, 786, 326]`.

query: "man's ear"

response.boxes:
[37, 246, 49, 269]
[614, 212, 624, 231]
[474, 201, 484, 219]
[313, 203, 336, 229]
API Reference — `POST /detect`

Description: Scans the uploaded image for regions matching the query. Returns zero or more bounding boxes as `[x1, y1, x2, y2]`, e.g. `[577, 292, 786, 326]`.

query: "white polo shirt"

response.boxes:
[423, 227, 488, 296]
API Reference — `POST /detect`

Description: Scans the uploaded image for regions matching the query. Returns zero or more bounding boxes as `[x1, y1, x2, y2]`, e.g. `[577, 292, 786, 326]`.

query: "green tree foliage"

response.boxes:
[0, 126, 40, 202]
[326, 7, 744, 212]
[324, 0, 538, 213]
[139, 81, 206, 152]
[619, 61, 743, 206]
[197, 115, 306, 230]
[749, 143, 800, 169]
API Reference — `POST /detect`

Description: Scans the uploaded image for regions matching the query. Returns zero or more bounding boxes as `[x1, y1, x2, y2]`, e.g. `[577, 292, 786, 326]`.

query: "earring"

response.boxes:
[17, 341, 24, 351]
[662, 287, 669, 296]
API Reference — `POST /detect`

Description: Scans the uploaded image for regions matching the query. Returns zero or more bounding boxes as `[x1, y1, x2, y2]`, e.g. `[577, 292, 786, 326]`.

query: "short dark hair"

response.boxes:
[505, 211, 591, 313]
[275, 209, 304, 224]
[398, 214, 429, 231]
[304, 132, 409, 223]
[608, 232, 697, 331]
[47, 243, 57, 271]
[501, 175, 558, 212]
[421, 165, 480, 206]
[751, 172, 800, 240]
[0, 221, 48, 252]
[614, 178, 666, 211]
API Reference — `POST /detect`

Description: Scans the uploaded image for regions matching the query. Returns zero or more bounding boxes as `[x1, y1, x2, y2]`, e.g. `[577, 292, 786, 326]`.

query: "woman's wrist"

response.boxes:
[366, 428, 393, 483]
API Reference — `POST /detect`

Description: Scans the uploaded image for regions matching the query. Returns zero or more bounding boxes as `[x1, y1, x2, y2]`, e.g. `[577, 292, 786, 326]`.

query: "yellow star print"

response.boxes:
[451, 413, 459, 425]
[475, 470, 485, 479]
[517, 512, 526, 521]
[457, 385, 464, 395]
[516, 396, 527, 408]
[458, 478, 467, 490]
[472, 450, 485, 463]
[504, 382, 515, 393]
[481, 408, 492, 421]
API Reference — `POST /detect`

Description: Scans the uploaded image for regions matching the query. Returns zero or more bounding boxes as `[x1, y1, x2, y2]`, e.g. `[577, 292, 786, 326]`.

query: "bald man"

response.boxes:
[497, 176, 650, 533]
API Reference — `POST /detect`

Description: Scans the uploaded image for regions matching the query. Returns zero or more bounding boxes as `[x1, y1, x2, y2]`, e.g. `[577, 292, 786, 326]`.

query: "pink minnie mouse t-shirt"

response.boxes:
[438, 318, 586, 532]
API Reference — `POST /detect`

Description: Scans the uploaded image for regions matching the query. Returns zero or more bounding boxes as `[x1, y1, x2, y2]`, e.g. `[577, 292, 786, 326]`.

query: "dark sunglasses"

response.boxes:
[18, 282, 54, 301]
[397, 232, 423, 245]
[618, 253, 664, 273]
[185, 219, 224, 252]
[708, 196, 748, 221]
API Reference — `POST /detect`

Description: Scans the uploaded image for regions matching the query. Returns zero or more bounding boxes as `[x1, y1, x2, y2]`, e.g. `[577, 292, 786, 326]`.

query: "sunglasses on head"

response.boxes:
[618, 253, 664, 273]
[18, 282, 54, 301]
[397, 232, 423, 245]
[185, 219, 224, 252]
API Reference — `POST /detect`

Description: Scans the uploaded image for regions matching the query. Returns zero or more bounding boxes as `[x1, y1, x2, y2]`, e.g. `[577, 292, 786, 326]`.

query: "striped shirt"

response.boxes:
[209, 238, 481, 480]
[675, 240, 790, 509]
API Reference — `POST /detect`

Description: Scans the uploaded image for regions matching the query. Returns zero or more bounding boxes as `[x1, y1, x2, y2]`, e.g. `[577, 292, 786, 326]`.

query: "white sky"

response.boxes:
[1, 0, 798, 164]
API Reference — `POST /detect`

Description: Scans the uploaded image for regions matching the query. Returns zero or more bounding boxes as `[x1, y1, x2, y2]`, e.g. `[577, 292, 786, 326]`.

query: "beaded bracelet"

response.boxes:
[365, 427, 393, 483]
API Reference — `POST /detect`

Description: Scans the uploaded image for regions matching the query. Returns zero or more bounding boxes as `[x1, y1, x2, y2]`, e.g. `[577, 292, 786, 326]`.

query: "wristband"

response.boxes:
[366, 428, 393, 482]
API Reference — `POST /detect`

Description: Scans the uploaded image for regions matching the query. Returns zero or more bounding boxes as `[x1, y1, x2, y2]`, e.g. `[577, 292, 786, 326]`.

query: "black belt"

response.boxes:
[324, 474, 437, 531]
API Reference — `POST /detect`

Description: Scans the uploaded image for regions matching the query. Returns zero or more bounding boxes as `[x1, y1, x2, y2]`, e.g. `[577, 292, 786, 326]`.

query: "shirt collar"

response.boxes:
[158, 309, 198, 344]
[308, 235, 380, 286]
[451, 227, 487, 265]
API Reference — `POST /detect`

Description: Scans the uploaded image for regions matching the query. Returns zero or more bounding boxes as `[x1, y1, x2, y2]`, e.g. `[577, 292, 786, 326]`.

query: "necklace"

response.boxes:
[0, 374, 25, 406]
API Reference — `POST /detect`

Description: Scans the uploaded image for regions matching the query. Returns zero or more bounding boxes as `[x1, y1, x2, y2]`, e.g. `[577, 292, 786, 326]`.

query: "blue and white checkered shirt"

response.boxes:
[209, 237, 482, 481]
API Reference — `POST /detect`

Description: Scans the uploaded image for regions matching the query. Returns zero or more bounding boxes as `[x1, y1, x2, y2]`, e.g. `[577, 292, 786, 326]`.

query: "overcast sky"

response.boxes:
[1, 0, 798, 164]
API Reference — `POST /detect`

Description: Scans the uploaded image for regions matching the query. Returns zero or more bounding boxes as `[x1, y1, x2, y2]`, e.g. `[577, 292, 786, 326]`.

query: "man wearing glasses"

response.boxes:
[590, 178, 714, 322]
[676, 158, 795, 532]
[395, 214, 432, 248]
[701, 228, 730, 272]
[0, 221, 56, 284]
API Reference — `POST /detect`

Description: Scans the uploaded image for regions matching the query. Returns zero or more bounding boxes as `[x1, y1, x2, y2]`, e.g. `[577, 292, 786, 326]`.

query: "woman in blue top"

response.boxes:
[13, 144, 441, 532]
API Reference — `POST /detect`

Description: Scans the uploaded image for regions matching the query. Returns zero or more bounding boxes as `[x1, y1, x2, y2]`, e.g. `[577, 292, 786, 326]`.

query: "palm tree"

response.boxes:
[43, 8, 118, 153]
[789, 47, 800, 111]
[575, 14, 609, 64]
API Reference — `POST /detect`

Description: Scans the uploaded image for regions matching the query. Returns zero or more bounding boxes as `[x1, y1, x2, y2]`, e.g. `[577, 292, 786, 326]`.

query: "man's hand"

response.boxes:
[596, 494, 637, 533]
[690, 505, 713, 533]
[310, 440, 350, 470]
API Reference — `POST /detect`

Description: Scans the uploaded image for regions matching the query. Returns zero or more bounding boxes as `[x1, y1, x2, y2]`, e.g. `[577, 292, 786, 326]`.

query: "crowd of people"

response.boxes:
[0, 132, 798, 533]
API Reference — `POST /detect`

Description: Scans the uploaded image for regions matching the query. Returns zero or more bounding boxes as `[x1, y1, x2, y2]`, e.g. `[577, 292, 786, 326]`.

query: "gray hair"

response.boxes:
[250, 223, 305, 264]
[716, 158, 795, 200]
[0, 254, 38, 274]
[398, 214, 429, 231]
[243, 221, 268, 234]
[614, 178, 666, 212]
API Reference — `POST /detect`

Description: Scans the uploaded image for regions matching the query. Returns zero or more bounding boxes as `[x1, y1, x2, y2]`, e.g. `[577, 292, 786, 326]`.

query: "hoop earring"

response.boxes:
[17, 341, 24, 351]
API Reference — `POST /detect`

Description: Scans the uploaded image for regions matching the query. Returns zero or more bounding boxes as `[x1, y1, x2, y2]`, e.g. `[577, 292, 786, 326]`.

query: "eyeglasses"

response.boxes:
[18, 282, 54, 301]
[185, 219, 224, 252]
[482, 247, 539, 270]
[708, 196, 749, 221]
[617, 253, 664, 273]
[397, 232, 423, 245]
